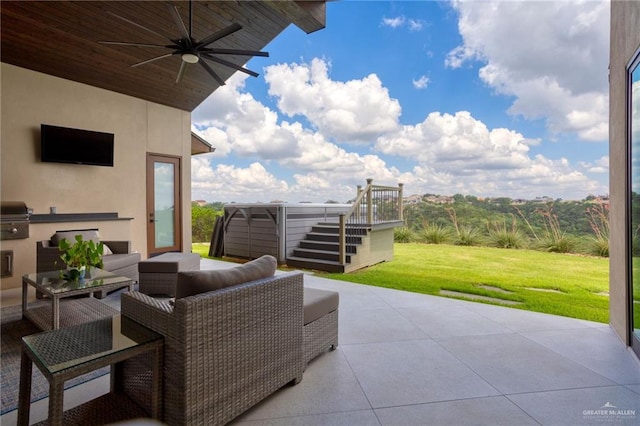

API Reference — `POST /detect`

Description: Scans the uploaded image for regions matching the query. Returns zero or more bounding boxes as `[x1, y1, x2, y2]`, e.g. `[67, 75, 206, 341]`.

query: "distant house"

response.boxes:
[193, 200, 209, 207]
[424, 195, 454, 204]
[532, 196, 555, 204]
[403, 194, 423, 205]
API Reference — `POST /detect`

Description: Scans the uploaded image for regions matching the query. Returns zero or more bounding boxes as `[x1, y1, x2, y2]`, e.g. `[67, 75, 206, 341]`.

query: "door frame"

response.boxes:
[626, 46, 640, 358]
[146, 153, 182, 256]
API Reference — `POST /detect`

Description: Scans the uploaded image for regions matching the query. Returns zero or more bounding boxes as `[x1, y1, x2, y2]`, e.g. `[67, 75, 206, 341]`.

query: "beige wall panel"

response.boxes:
[146, 103, 185, 155]
[1, 64, 192, 291]
[609, 0, 640, 345]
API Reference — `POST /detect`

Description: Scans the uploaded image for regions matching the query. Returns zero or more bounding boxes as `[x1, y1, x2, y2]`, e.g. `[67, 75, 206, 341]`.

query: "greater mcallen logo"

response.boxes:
[583, 402, 636, 421]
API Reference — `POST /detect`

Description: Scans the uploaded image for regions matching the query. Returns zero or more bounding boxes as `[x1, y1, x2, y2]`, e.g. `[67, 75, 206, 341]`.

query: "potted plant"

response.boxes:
[58, 235, 104, 280]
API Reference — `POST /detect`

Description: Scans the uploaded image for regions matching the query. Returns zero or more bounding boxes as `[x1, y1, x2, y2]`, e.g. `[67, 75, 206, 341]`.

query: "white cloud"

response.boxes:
[413, 75, 430, 89]
[446, 0, 609, 141]
[265, 58, 401, 143]
[579, 155, 609, 173]
[408, 19, 424, 32]
[191, 158, 290, 203]
[192, 73, 299, 159]
[381, 16, 405, 28]
[381, 15, 424, 32]
[191, 56, 606, 203]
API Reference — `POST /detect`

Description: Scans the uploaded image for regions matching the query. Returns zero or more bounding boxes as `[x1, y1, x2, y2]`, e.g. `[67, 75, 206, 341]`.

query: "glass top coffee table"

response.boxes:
[22, 268, 134, 330]
[18, 315, 163, 426]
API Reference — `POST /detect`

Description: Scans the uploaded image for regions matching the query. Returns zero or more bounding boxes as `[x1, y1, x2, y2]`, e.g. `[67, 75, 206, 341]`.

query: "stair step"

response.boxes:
[311, 224, 369, 235]
[299, 240, 358, 253]
[286, 257, 345, 273]
[292, 248, 350, 263]
[306, 232, 363, 244]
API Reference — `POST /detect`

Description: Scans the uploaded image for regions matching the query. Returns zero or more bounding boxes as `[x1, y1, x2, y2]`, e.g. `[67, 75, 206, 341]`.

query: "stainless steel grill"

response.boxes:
[1, 201, 30, 240]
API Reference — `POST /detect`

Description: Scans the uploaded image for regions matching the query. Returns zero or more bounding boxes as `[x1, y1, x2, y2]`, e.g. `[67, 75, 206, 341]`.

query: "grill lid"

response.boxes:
[0, 201, 30, 220]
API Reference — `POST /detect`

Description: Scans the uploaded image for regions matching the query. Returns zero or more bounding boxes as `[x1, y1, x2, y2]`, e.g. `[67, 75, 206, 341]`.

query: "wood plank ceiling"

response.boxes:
[0, 1, 326, 112]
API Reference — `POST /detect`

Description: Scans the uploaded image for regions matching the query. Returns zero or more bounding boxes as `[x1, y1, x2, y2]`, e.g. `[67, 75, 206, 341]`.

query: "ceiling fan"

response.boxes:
[98, 1, 269, 85]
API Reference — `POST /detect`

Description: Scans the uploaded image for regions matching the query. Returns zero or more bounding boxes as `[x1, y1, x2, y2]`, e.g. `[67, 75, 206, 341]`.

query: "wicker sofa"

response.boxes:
[36, 229, 141, 298]
[121, 257, 304, 426]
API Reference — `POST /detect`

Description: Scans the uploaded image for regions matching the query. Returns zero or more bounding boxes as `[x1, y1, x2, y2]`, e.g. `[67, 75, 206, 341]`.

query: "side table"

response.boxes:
[23, 268, 133, 330]
[18, 315, 163, 426]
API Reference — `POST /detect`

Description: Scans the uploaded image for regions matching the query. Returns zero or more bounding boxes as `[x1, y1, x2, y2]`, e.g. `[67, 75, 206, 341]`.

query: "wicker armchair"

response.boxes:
[120, 271, 304, 426]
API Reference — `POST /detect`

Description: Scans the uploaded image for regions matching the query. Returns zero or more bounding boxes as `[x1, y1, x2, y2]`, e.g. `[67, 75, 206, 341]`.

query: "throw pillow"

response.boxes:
[175, 255, 277, 299]
[51, 229, 100, 246]
[103, 244, 113, 255]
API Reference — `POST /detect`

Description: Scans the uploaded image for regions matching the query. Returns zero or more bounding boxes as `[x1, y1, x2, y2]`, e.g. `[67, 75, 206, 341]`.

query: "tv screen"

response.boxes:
[41, 124, 114, 167]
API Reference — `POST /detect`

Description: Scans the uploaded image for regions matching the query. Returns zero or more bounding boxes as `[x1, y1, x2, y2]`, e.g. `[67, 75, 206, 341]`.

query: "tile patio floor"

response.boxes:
[3, 258, 640, 425]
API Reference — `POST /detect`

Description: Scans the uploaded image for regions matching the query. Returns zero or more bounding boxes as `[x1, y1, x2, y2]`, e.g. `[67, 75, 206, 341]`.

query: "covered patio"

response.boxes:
[2, 257, 639, 425]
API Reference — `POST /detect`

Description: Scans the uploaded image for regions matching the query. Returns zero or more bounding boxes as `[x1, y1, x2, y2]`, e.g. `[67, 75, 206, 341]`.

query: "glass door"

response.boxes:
[147, 154, 182, 256]
[629, 51, 640, 357]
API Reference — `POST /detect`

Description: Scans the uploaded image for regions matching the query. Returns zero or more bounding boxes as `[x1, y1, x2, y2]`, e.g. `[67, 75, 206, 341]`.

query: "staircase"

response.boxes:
[287, 222, 369, 272]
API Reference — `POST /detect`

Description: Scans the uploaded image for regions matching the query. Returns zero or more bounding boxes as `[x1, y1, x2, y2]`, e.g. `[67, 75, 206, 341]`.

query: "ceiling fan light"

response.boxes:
[182, 53, 199, 64]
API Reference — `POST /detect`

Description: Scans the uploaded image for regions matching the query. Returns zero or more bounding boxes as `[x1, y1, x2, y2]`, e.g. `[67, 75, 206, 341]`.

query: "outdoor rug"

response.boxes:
[0, 293, 125, 414]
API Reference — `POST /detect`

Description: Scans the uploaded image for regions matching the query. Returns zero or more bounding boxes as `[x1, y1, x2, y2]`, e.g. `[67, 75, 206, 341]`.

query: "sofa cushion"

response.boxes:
[175, 255, 277, 299]
[102, 252, 141, 271]
[51, 229, 100, 246]
[304, 288, 339, 325]
[103, 244, 113, 255]
[138, 252, 201, 273]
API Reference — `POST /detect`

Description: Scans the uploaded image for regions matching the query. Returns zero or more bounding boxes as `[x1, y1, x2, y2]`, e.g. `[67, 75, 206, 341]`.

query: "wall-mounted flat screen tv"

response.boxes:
[41, 124, 114, 167]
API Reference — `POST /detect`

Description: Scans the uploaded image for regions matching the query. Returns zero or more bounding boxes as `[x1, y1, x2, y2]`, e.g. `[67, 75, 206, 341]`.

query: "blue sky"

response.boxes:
[192, 0, 610, 203]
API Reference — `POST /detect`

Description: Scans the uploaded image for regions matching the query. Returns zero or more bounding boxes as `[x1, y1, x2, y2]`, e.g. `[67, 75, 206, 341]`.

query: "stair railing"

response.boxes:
[338, 179, 404, 264]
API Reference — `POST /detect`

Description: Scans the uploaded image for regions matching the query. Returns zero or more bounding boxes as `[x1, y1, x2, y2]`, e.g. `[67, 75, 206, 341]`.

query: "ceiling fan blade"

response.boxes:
[106, 11, 169, 41]
[201, 48, 269, 57]
[196, 23, 242, 49]
[131, 52, 175, 67]
[201, 54, 259, 77]
[167, 3, 191, 43]
[199, 60, 226, 86]
[176, 61, 188, 83]
[99, 41, 174, 49]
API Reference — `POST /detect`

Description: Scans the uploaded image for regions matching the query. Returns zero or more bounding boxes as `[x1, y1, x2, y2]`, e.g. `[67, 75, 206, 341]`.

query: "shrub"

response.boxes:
[454, 226, 482, 246]
[585, 237, 609, 257]
[486, 218, 528, 249]
[418, 224, 451, 244]
[536, 233, 577, 253]
[394, 227, 414, 243]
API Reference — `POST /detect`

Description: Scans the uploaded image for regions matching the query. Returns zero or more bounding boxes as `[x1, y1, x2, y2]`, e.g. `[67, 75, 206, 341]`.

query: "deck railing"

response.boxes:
[338, 179, 404, 264]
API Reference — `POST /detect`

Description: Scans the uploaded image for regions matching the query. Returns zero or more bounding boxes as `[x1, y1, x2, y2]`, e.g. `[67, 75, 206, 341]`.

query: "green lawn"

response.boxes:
[192, 242, 610, 323]
[318, 243, 610, 323]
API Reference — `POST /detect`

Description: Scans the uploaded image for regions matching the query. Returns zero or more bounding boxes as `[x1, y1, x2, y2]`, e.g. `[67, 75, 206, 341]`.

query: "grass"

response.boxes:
[317, 243, 610, 323]
[192, 243, 211, 258]
[192, 241, 610, 323]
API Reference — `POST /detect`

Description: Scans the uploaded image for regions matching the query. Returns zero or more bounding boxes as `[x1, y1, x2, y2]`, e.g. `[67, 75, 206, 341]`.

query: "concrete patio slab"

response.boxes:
[507, 386, 640, 426]
[395, 305, 512, 338]
[339, 306, 428, 344]
[463, 301, 602, 332]
[235, 349, 371, 422]
[342, 339, 500, 408]
[521, 328, 640, 385]
[438, 333, 616, 394]
[235, 409, 380, 426]
[374, 396, 539, 426]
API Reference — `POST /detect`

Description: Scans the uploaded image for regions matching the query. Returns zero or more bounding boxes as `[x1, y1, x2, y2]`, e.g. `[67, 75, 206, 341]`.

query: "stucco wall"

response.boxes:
[0, 63, 192, 291]
[609, 0, 640, 345]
